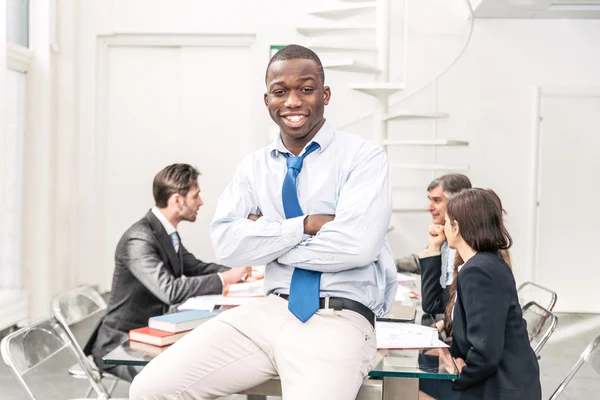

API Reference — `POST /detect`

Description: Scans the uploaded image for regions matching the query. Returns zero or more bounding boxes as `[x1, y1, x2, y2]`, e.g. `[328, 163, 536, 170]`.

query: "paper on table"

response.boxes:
[224, 280, 264, 297]
[395, 284, 419, 301]
[397, 273, 417, 283]
[178, 295, 258, 311]
[394, 290, 412, 302]
[376, 321, 449, 349]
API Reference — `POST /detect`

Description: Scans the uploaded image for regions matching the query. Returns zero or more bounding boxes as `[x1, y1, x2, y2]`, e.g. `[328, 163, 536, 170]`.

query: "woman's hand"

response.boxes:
[427, 224, 446, 252]
[455, 357, 466, 373]
[435, 319, 445, 333]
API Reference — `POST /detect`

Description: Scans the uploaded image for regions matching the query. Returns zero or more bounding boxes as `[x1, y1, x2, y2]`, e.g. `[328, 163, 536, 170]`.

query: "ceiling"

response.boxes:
[472, 0, 600, 18]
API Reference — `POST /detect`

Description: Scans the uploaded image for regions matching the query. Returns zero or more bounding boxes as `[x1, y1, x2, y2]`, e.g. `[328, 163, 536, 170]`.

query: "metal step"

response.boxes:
[349, 82, 405, 97]
[384, 112, 449, 121]
[297, 26, 376, 36]
[309, 3, 377, 19]
[392, 208, 429, 213]
[310, 43, 378, 52]
[390, 164, 469, 171]
[384, 139, 469, 146]
[323, 59, 381, 74]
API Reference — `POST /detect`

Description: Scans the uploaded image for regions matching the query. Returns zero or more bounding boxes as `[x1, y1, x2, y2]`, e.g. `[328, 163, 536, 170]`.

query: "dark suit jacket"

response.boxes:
[420, 254, 450, 315]
[88, 210, 229, 367]
[450, 251, 541, 400]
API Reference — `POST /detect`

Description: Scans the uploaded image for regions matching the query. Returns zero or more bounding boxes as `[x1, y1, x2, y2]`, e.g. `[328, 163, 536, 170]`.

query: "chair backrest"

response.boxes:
[52, 285, 107, 348]
[0, 317, 107, 400]
[549, 334, 600, 399]
[522, 301, 558, 356]
[518, 281, 558, 311]
[52, 285, 110, 395]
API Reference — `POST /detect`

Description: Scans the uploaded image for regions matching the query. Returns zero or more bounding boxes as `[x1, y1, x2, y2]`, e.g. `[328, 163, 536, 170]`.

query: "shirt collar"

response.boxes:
[151, 206, 177, 235]
[269, 120, 335, 158]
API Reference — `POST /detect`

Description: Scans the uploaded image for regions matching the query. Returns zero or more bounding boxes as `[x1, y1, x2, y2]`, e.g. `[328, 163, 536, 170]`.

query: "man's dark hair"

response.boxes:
[153, 164, 200, 208]
[265, 44, 325, 84]
[427, 173, 472, 198]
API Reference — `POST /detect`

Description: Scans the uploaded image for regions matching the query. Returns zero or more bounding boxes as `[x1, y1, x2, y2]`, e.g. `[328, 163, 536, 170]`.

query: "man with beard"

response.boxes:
[88, 163, 251, 381]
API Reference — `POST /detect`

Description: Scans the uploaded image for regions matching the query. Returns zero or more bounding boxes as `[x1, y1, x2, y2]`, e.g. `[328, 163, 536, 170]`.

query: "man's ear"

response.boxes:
[168, 193, 181, 207]
[264, 92, 269, 107]
[323, 86, 331, 105]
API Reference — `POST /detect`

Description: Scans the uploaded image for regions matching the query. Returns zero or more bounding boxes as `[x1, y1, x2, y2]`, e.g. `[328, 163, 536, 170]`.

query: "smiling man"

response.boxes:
[130, 45, 397, 400]
[88, 163, 250, 382]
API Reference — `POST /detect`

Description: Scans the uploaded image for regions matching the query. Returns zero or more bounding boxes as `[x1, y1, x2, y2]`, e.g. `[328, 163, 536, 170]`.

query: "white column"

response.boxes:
[23, 0, 55, 319]
[0, 1, 8, 288]
[374, 0, 391, 146]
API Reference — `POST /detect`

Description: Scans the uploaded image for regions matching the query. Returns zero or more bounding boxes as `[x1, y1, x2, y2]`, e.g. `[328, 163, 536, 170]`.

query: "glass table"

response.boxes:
[103, 305, 457, 399]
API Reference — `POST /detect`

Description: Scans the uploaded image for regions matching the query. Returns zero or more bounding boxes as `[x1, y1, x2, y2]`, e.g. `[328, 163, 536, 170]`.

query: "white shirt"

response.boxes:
[151, 206, 177, 235]
[152, 206, 225, 288]
[210, 122, 397, 316]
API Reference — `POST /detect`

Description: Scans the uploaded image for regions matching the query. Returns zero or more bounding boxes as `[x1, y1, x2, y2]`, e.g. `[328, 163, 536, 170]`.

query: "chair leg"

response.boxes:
[84, 385, 94, 398]
[107, 378, 119, 396]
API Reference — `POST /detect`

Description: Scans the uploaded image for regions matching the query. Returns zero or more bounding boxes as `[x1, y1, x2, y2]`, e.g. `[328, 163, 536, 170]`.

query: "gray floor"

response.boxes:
[1, 313, 599, 399]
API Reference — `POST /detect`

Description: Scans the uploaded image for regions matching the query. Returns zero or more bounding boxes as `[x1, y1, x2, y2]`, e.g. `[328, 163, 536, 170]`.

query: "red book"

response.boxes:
[128, 327, 190, 347]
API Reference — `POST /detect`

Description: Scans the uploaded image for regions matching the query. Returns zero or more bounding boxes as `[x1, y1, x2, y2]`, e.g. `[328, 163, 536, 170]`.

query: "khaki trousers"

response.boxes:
[130, 294, 377, 400]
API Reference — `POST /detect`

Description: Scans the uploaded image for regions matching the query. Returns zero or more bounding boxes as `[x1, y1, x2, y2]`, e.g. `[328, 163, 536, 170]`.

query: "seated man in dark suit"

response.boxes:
[88, 163, 251, 381]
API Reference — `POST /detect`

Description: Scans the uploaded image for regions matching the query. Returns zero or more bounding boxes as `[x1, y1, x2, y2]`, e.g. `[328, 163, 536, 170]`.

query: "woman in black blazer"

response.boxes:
[419, 188, 541, 400]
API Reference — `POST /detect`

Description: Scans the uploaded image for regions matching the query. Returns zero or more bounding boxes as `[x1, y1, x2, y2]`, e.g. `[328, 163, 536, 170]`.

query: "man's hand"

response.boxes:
[427, 224, 446, 252]
[248, 214, 262, 221]
[303, 214, 335, 236]
[220, 266, 253, 285]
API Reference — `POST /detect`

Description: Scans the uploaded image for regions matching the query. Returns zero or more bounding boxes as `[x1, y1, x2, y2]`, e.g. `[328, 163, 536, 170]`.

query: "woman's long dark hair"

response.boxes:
[443, 188, 513, 336]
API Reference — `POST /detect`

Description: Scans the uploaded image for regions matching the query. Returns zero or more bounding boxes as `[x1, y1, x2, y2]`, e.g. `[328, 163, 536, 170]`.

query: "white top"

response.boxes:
[152, 206, 225, 288]
[210, 121, 397, 316]
[451, 263, 465, 321]
[151, 206, 177, 235]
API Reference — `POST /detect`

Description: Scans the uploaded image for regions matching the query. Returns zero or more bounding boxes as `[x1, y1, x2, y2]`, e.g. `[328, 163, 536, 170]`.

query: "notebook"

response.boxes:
[148, 310, 219, 333]
[129, 339, 172, 355]
[128, 327, 189, 347]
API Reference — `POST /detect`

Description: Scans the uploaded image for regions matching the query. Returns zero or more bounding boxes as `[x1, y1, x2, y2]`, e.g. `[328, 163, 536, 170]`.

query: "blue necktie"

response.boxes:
[282, 141, 321, 323]
[170, 232, 180, 253]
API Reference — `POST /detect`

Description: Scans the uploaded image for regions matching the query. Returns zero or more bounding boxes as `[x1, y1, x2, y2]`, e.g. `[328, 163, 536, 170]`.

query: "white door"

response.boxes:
[535, 94, 600, 313]
[96, 44, 253, 288]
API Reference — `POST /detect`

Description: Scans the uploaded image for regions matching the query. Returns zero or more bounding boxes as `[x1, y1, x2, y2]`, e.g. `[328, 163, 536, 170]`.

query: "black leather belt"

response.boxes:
[276, 293, 375, 328]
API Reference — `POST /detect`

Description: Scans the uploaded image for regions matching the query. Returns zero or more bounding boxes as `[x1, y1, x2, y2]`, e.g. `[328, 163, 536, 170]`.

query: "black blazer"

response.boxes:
[420, 254, 450, 315]
[88, 210, 229, 366]
[450, 251, 541, 400]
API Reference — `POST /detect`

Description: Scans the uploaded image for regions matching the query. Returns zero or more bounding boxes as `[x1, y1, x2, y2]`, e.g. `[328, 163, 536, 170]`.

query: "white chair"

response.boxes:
[517, 281, 557, 311]
[52, 285, 122, 397]
[522, 301, 558, 356]
[1, 317, 127, 400]
[549, 334, 600, 399]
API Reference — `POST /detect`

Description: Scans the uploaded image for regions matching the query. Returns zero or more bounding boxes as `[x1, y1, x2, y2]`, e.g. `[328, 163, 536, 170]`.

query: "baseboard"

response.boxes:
[0, 289, 29, 331]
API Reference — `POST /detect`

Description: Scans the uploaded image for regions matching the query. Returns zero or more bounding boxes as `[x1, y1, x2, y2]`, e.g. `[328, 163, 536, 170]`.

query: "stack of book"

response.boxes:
[128, 310, 217, 355]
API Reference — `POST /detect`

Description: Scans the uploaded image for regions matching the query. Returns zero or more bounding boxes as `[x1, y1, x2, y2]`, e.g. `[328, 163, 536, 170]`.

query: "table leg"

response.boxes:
[383, 377, 418, 400]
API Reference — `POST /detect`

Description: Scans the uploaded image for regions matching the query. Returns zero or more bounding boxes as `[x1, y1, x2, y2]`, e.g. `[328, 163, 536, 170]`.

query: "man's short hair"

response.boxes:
[153, 164, 200, 208]
[265, 44, 325, 84]
[427, 173, 472, 198]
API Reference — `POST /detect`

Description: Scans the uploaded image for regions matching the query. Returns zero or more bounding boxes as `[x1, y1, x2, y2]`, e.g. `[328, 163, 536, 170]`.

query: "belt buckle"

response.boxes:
[328, 298, 344, 310]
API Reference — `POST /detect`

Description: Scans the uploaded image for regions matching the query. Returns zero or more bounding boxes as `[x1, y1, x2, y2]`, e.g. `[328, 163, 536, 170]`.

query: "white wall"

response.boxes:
[35, 0, 600, 318]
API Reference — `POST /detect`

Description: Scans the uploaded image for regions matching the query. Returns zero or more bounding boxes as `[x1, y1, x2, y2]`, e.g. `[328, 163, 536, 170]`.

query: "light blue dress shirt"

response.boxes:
[210, 122, 397, 316]
[440, 241, 456, 288]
